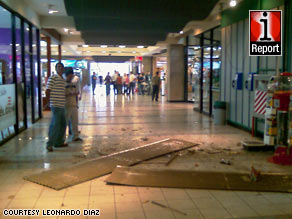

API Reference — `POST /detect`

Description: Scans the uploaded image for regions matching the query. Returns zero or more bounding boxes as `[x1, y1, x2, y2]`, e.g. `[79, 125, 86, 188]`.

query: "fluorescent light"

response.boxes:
[137, 45, 144, 48]
[132, 51, 137, 53]
[26, 27, 30, 31]
[230, 0, 237, 7]
[32, 44, 36, 47]
[64, 28, 69, 32]
[180, 31, 184, 34]
[48, 10, 59, 14]
[87, 51, 91, 53]
[117, 51, 121, 53]
[51, 44, 58, 47]
[40, 41, 47, 47]
[102, 51, 106, 53]
[100, 45, 107, 48]
[16, 44, 19, 47]
[62, 50, 66, 53]
[82, 45, 89, 47]
[119, 45, 126, 48]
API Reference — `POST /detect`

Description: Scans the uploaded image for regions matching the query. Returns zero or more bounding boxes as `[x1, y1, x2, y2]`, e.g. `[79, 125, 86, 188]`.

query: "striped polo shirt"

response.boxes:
[46, 74, 66, 108]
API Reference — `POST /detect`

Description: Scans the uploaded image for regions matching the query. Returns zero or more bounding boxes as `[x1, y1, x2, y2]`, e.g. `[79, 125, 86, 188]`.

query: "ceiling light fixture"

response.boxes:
[100, 45, 107, 48]
[87, 51, 91, 52]
[132, 51, 137, 53]
[82, 45, 89, 47]
[64, 28, 69, 33]
[119, 45, 126, 48]
[48, 4, 59, 14]
[137, 45, 144, 48]
[51, 44, 58, 47]
[117, 51, 121, 53]
[62, 50, 66, 53]
[230, 0, 237, 7]
[180, 30, 184, 34]
[102, 51, 106, 53]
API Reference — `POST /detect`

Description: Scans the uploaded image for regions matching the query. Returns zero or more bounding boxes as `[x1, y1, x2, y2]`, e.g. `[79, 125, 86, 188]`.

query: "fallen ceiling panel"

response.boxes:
[106, 166, 292, 193]
[24, 139, 198, 190]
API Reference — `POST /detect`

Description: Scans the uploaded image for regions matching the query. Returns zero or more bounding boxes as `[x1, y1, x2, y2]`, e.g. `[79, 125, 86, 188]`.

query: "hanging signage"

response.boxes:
[249, 10, 282, 56]
[0, 84, 16, 130]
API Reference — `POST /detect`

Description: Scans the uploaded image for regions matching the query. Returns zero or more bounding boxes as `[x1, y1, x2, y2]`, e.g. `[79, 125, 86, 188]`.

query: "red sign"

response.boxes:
[249, 10, 282, 56]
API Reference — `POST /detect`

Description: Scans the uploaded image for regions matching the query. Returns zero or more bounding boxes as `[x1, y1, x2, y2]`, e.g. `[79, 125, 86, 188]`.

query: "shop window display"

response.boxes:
[0, 7, 16, 141]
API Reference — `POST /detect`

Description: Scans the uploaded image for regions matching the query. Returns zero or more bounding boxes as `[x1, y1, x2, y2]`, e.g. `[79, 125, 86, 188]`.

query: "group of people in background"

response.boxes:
[91, 71, 160, 101]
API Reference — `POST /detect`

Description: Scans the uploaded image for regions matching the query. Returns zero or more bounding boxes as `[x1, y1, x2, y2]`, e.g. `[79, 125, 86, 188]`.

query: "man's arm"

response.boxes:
[45, 89, 51, 106]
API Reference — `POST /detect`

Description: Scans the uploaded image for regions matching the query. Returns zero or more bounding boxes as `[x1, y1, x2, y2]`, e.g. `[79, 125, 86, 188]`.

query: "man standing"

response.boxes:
[65, 67, 82, 142]
[104, 72, 112, 96]
[129, 72, 136, 95]
[152, 71, 161, 102]
[91, 72, 97, 95]
[46, 62, 68, 152]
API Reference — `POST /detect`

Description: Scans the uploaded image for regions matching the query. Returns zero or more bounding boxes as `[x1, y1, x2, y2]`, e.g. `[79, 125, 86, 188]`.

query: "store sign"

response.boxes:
[0, 84, 16, 130]
[249, 10, 282, 56]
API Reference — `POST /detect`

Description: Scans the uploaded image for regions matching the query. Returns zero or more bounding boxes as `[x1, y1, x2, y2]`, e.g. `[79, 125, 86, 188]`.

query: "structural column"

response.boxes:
[58, 44, 62, 62]
[46, 36, 51, 80]
[142, 56, 152, 74]
[167, 44, 185, 102]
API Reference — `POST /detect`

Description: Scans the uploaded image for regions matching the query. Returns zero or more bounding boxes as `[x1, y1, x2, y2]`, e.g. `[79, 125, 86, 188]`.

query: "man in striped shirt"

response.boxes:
[45, 62, 68, 152]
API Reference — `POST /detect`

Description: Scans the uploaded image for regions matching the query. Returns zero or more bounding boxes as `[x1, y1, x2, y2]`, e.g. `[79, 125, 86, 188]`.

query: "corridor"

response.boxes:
[0, 87, 291, 219]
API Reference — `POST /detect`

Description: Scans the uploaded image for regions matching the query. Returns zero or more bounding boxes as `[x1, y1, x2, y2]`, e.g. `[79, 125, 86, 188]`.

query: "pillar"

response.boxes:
[58, 44, 62, 62]
[46, 36, 51, 81]
[167, 44, 185, 102]
[142, 56, 152, 74]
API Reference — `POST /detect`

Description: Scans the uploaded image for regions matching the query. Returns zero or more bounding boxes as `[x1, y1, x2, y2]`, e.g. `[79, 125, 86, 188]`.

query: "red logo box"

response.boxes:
[249, 10, 282, 56]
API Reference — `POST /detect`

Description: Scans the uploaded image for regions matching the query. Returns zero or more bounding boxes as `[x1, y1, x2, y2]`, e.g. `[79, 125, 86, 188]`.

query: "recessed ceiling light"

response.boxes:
[117, 51, 121, 53]
[102, 51, 106, 53]
[48, 10, 59, 14]
[82, 45, 89, 47]
[132, 51, 137, 53]
[137, 45, 144, 48]
[87, 51, 91, 52]
[180, 31, 184, 34]
[100, 45, 107, 48]
[230, 0, 237, 7]
[119, 45, 126, 48]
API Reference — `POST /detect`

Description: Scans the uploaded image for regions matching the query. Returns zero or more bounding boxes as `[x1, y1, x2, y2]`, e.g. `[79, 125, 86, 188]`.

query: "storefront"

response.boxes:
[0, 3, 41, 144]
[186, 26, 221, 116]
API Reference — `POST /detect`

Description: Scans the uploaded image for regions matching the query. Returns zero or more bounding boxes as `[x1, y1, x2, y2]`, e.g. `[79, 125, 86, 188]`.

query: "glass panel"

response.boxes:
[0, 7, 16, 141]
[32, 27, 39, 120]
[15, 17, 25, 129]
[212, 28, 221, 115]
[24, 23, 32, 126]
[203, 45, 211, 114]
[187, 46, 201, 102]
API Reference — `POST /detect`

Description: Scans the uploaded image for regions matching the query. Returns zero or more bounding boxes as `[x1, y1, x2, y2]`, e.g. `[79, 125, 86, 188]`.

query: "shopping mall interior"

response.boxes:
[0, 0, 292, 218]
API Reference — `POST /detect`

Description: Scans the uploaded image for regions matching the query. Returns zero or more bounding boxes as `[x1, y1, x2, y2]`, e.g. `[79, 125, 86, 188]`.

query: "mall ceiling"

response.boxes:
[64, 0, 219, 46]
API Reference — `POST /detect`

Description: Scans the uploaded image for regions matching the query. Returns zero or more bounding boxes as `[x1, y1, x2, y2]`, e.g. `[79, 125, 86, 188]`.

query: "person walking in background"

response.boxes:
[99, 75, 103, 86]
[45, 62, 68, 152]
[116, 73, 123, 95]
[112, 70, 118, 95]
[152, 71, 161, 102]
[91, 72, 97, 95]
[129, 72, 136, 95]
[65, 67, 82, 142]
[124, 74, 130, 95]
[104, 72, 112, 96]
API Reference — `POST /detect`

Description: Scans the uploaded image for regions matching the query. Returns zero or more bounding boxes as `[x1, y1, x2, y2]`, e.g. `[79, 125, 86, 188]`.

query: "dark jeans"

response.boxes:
[152, 85, 159, 101]
[129, 82, 135, 95]
[47, 107, 66, 147]
[92, 84, 96, 94]
[117, 84, 122, 94]
[106, 84, 111, 96]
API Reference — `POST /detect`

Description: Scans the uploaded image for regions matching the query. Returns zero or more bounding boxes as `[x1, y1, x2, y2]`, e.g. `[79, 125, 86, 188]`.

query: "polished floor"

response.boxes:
[0, 86, 291, 219]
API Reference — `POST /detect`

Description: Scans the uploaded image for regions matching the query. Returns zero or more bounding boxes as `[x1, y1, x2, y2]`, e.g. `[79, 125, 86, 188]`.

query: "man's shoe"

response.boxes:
[73, 137, 83, 142]
[55, 143, 69, 148]
[47, 145, 53, 152]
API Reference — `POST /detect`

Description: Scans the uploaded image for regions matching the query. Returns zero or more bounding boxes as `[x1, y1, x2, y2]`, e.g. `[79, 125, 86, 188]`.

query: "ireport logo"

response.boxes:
[249, 10, 282, 56]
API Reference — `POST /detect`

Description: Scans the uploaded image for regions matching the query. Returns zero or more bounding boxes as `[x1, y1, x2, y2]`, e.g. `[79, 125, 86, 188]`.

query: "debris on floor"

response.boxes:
[220, 159, 231, 165]
[165, 153, 179, 166]
[23, 139, 198, 190]
[250, 166, 261, 182]
[106, 166, 292, 192]
[151, 201, 187, 216]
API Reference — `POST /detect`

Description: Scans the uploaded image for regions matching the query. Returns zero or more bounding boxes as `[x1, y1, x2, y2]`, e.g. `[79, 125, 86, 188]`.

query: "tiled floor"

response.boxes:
[0, 86, 292, 219]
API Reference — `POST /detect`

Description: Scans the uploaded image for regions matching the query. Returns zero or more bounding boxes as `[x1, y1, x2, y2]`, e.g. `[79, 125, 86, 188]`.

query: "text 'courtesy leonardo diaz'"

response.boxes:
[2, 209, 100, 217]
